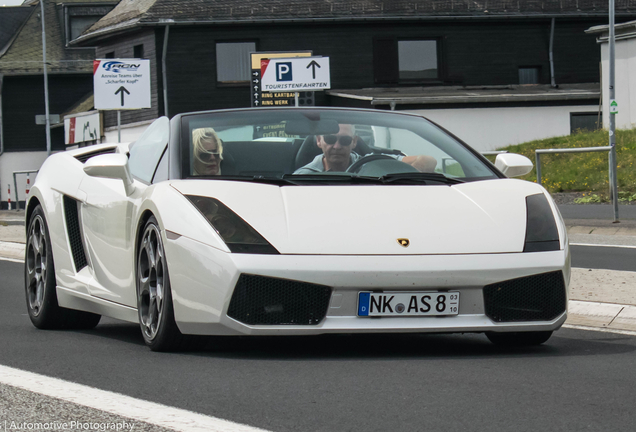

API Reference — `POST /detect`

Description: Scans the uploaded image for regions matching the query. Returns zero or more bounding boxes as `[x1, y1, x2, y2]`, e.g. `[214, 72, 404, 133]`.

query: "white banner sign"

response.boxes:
[93, 59, 151, 110]
[261, 57, 330, 91]
[64, 112, 101, 145]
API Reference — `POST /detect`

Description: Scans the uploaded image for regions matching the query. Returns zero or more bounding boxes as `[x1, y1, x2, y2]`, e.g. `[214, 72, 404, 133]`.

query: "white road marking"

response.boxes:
[571, 242, 636, 249]
[0, 365, 270, 432]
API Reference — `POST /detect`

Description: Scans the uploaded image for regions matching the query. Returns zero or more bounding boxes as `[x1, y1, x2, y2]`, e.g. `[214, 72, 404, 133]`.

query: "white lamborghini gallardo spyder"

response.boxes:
[25, 108, 570, 351]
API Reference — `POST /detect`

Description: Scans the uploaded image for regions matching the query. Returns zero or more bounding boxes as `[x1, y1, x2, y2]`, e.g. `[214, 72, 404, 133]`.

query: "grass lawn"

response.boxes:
[484, 128, 636, 203]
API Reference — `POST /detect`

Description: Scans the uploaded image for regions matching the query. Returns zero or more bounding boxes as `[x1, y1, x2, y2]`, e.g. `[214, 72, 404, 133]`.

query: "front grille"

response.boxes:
[74, 147, 117, 163]
[227, 274, 332, 325]
[483, 271, 566, 322]
[63, 195, 87, 272]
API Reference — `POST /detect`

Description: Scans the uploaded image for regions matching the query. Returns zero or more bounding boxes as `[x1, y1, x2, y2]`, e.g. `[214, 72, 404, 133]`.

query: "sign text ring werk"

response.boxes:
[93, 59, 151, 110]
[261, 57, 331, 91]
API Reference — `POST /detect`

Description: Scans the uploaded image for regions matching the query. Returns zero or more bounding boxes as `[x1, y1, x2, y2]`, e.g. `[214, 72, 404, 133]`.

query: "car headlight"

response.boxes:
[185, 195, 279, 254]
[523, 193, 560, 252]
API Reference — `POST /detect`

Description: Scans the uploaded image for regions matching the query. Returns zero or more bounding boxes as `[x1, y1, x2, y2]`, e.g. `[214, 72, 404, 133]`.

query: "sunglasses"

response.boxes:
[196, 151, 222, 163]
[323, 134, 354, 146]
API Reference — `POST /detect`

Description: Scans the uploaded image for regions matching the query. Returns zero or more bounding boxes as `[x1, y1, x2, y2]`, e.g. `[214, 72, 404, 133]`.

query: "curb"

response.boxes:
[0, 241, 25, 261]
[0, 220, 25, 227]
[567, 300, 636, 333]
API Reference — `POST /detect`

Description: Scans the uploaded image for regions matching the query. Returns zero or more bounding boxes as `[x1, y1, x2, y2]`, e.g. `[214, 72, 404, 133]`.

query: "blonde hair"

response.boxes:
[192, 127, 223, 162]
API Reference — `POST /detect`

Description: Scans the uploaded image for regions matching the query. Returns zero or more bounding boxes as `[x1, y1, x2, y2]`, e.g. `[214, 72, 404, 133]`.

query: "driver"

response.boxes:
[293, 124, 436, 174]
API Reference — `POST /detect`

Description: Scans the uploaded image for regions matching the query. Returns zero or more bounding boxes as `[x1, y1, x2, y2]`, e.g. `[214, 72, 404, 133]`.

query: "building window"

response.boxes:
[134, 44, 144, 59]
[373, 38, 440, 85]
[216, 42, 256, 84]
[398, 40, 438, 80]
[570, 112, 601, 134]
[65, 5, 115, 44]
[519, 67, 540, 84]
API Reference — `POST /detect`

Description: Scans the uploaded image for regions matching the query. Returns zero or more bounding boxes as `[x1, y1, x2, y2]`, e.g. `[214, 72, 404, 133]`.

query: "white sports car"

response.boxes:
[25, 107, 570, 351]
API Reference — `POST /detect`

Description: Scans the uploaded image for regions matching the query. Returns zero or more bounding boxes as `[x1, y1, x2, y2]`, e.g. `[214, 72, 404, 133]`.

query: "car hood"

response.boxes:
[171, 179, 558, 255]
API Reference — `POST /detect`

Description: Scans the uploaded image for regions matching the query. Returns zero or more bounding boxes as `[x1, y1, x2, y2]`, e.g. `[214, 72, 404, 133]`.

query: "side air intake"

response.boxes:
[63, 196, 87, 272]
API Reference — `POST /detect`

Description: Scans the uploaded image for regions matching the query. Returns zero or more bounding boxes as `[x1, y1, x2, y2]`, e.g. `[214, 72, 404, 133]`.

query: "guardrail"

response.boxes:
[13, 170, 39, 212]
[535, 145, 618, 221]
[535, 146, 613, 186]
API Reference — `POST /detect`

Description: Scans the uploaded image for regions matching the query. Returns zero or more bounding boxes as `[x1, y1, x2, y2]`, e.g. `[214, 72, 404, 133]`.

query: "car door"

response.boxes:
[79, 117, 169, 307]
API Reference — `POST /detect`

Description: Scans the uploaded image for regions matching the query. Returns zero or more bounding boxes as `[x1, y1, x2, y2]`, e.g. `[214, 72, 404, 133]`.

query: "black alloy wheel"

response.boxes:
[137, 216, 183, 351]
[25, 204, 100, 329]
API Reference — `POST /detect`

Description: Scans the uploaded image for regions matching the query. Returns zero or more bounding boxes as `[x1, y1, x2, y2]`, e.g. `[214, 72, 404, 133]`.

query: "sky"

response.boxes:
[2, 0, 25, 6]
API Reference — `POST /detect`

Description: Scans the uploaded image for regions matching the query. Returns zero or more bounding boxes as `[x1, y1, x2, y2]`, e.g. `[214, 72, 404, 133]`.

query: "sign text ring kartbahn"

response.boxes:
[261, 57, 331, 92]
[93, 59, 151, 110]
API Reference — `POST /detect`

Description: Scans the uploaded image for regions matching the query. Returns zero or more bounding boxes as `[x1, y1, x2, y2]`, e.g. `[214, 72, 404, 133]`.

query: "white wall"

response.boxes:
[600, 36, 636, 129]
[406, 105, 599, 151]
[0, 151, 48, 206]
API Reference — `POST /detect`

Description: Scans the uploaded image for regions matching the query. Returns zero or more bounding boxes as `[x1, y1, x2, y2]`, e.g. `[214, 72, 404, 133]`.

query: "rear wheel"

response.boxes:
[25, 205, 101, 330]
[137, 216, 183, 351]
[486, 331, 553, 346]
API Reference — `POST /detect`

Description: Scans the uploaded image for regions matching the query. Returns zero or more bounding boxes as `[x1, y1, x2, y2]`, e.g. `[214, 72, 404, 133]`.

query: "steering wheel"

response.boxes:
[346, 154, 398, 173]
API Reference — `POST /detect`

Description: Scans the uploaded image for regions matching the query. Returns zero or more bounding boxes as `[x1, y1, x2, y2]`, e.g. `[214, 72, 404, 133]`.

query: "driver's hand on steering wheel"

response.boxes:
[403, 155, 437, 172]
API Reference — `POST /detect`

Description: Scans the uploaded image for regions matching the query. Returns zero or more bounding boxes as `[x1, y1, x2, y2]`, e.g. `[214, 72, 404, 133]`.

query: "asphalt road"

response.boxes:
[2, 246, 636, 432]
[571, 244, 636, 271]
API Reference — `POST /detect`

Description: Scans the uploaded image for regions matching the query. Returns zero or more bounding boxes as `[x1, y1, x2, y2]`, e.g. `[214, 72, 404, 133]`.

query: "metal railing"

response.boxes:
[535, 145, 617, 220]
[535, 146, 613, 186]
[13, 170, 39, 211]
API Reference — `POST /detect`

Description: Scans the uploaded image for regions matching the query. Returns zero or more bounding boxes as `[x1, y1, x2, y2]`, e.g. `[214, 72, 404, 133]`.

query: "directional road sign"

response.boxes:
[93, 59, 151, 110]
[250, 51, 312, 107]
[261, 57, 330, 92]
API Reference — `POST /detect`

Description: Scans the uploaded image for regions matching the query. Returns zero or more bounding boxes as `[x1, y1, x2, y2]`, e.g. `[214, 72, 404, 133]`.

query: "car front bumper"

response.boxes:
[166, 235, 570, 336]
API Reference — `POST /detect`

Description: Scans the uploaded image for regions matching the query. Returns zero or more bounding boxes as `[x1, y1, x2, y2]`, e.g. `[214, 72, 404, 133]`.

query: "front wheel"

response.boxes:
[25, 205, 101, 330]
[486, 331, 553, 346]
[137, 216, 183, 351]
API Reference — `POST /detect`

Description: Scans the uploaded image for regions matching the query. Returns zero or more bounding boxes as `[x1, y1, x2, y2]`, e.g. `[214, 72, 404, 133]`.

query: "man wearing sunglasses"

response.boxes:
[294, 124, 436, 174]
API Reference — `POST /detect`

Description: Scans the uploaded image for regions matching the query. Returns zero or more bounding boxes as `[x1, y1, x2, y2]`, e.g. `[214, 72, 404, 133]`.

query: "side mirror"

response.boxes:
[495, 153, 533, 178]
[83, 153, 135, 196]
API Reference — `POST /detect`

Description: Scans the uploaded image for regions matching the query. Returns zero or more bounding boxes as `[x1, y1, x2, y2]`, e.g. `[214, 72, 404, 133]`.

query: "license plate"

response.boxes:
[357, 292, 460, 317]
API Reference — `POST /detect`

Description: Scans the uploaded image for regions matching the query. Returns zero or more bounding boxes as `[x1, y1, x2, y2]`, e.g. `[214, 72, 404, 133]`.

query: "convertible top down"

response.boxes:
[25, 108, 570, 351]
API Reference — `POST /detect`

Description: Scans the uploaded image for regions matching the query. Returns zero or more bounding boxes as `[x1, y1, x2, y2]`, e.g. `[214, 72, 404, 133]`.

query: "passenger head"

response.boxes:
[316, 124, 358, 172]
[192, 127, 223, 176]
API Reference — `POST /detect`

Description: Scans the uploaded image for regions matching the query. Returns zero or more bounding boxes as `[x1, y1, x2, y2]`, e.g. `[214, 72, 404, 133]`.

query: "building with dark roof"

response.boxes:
[69, 0, 636, 148]
[0, 0, 115, 209]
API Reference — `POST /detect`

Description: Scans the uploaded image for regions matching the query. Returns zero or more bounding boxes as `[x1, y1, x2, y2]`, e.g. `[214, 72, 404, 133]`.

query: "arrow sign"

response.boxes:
[254, 86, 259, 90]
[261, 56, 330, 91]
[253, 79, 259, 84]
[306, 60, 321, 79]
[115, 86, 130, 107]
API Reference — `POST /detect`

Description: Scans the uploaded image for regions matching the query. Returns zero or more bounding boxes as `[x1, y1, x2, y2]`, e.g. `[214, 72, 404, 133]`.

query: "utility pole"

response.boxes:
[609, 0, 619, 222]
[40, 0, 52, 156]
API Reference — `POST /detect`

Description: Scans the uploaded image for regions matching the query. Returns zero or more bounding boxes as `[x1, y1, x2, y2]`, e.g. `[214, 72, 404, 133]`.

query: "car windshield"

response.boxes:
[180, 108, 498, 184]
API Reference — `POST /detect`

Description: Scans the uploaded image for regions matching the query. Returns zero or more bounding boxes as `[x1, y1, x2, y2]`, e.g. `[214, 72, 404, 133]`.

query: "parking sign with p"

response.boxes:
[277, 62, 293, 81]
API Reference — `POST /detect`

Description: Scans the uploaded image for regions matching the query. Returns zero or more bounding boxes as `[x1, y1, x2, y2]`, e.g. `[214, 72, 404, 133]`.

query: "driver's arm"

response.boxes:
[402, 155, 437, 172]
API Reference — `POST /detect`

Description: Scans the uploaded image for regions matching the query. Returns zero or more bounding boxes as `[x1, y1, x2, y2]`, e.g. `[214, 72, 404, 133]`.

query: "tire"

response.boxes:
[25, 205, 101, 330]
[137, 216, 183, 351]
[486, 331, 553, 346]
